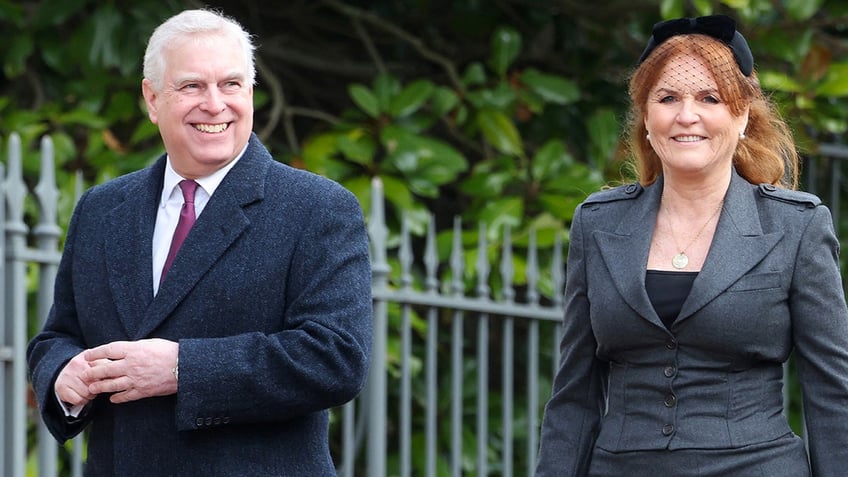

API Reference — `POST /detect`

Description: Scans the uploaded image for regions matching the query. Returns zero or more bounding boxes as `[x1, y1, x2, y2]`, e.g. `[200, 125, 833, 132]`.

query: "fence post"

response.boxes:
[366, 177, 388, 477]
[3, 133, 29, 477]
[0, 159, 6, 477]
[34, 136, 61, 477]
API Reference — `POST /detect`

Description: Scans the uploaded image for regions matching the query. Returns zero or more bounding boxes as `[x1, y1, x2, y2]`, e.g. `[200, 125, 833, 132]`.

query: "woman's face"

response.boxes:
[644, 53, 748, 178]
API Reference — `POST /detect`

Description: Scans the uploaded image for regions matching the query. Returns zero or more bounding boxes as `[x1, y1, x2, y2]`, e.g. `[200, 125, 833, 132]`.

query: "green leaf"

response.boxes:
[4, 35, 33, 78]
[89, 5, 123, 68]
[476, 109, 523, 156]
[692, 0, 714, 15]
[337, 130, 377, 165]
[56, 108, 108, 128]
[816, 63, 848, 97]
[465, 82, 516, 110]
[461, 157, 517, 198]
[759, 71, 804, 93]
[349, 84, 380, 118]
[302, 132, 340, 175]
[531, 139, 569, 181]
[31, 0, 89, 27]
[431, 87, 460, 116]
[388, 79, 435, 118]
[479, 197, 524, 233]
[784, 0, 823, 21]
[520, 68, 580, 106]
[462, 62, 487, 87]
[373, 73, 401, 112]
[586, 108, 620, 170]
[720, 0, 750, 8]
[490, 26, 522, 77]
[660, 0, 684, 19]
[379, 174, 417, 211]
[381, 126, 468, 197]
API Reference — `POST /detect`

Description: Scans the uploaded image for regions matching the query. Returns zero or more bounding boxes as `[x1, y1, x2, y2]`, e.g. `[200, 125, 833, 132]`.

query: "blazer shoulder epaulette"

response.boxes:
[583, 182, 643, 207]
[757, 184, 821, 208]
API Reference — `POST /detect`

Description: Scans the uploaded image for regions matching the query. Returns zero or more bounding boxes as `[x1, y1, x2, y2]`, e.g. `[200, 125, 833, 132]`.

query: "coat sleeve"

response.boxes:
[174, 181, 373, 431]
[536, 204, 607, 477]
[789, 205, 848, 476]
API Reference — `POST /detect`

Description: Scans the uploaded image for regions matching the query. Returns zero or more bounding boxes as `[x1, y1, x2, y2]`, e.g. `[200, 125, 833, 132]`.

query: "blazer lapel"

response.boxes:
[595, 180, 665, 328]
[677, 171, 783, 324]
[134, 135, 270, 339]
[104, 162, 164, 338]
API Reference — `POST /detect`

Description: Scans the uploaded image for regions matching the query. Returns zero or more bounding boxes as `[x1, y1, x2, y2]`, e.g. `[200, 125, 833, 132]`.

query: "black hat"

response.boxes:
[638, 14, 754, 76]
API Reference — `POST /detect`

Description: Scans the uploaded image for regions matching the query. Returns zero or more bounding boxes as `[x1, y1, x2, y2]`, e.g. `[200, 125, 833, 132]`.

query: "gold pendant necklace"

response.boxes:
[664, 199, 723, 270]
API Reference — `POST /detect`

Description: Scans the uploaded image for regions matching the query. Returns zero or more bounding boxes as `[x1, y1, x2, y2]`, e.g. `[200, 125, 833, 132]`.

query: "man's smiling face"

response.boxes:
[142, 32, 254, 179]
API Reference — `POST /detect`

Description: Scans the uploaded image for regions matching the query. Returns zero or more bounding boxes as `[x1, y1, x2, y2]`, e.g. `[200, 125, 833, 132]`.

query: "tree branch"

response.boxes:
[321, 0, 465, 92]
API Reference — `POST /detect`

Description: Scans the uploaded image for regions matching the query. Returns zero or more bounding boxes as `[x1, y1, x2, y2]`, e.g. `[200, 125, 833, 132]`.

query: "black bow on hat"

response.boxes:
[638, 14, 754, 76]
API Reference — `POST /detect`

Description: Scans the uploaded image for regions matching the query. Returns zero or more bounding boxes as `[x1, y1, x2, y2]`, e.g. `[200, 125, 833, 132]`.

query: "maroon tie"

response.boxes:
[161, 180, 198, 282]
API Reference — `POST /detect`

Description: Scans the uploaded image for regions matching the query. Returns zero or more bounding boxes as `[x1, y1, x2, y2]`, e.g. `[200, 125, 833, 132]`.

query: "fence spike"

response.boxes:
[424, 214, 438, 293]
[4, 133, 27, 234]
[34, 136, 62, 239]
[450, 216, 464, 296]
[500, 225, 515, 303]
[552, 232, 564, 308]
[399, 214, 412, 290]
[476, 222, 490, 299]
[526, 227, 539, 306]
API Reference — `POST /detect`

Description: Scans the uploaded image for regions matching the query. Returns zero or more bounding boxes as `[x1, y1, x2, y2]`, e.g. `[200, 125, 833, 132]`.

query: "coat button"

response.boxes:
[213, 417, 222, 425]
[665, 338, 677, 350]
[195, 417, 204, 427]
[205, 417, 213, 426]
[663, 366, 676, 378]
[625, 184, 638, 194]
[662, 424, 674, 436]
[664, 394, 677, 407]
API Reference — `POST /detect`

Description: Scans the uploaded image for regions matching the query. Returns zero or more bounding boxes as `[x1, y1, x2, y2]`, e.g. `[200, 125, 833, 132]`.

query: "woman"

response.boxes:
[536, 15, 848, 476]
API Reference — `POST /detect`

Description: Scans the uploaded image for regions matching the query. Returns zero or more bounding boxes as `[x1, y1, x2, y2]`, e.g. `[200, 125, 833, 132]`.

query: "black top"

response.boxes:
[645, 270, 698, 328]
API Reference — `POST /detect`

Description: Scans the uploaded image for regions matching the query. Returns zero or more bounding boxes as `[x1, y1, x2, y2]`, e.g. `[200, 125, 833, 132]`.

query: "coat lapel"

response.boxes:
[595, 180, 665, 328]
[677, 171, 783, 324]
[104, 162, 164, 338]
[133, 135, 270, 339]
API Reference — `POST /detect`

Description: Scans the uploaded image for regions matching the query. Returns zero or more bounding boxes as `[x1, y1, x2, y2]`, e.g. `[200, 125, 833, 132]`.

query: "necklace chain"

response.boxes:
[663, 199, 723, 269]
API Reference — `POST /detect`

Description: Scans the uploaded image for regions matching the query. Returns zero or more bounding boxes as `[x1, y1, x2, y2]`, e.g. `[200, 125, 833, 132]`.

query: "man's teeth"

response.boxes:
[195, 123, 228, 133]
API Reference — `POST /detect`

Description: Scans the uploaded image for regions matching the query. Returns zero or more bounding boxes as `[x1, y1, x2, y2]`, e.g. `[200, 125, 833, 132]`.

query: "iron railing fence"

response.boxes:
[4, 133, 847, 476]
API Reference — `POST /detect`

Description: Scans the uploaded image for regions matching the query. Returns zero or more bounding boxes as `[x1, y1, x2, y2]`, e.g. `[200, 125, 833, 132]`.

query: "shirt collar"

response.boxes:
[158, 143, 248, 208]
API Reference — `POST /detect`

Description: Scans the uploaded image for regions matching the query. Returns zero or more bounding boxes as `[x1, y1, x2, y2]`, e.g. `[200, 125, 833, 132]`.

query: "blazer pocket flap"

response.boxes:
[728, 272, 782, 292]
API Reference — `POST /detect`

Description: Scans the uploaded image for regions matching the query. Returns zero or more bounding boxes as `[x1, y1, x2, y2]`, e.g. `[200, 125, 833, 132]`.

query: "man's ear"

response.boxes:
[141, 79, 159, 124]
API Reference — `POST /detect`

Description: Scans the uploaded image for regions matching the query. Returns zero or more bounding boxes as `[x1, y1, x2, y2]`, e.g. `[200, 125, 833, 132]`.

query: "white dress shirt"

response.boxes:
[152, 151, 245, 295]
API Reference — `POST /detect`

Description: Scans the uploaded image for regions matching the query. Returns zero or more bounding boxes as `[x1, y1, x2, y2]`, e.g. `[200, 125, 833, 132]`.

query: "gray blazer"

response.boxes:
[536, 170, 848, 476]
[27, 134, 372, 476]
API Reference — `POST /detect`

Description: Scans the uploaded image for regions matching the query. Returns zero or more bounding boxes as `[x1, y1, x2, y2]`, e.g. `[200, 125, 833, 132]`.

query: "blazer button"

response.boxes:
[205, 417, 213, 426]
[664, 394, 677, 407]
[195, 417, 205, 427]
[665, 338, 677, 350]
[663, 366, 676, 378]
[213, 417, 222, 426]
[625, 184, 638, 194]
[662, 424, 674, 436]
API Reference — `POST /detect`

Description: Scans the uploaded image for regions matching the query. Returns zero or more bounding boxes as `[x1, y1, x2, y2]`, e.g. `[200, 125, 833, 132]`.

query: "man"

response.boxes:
[27, 9, 372, 476]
